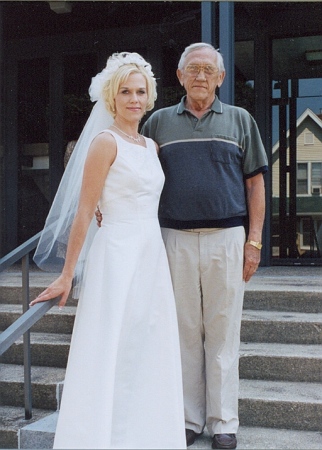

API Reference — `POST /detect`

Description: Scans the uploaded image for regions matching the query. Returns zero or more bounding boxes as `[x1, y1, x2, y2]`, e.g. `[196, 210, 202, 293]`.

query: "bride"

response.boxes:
[31, 52, 186, 449]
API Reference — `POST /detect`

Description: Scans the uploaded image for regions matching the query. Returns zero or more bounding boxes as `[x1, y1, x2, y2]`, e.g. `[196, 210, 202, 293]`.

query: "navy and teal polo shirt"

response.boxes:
[142, 96, 268, 229]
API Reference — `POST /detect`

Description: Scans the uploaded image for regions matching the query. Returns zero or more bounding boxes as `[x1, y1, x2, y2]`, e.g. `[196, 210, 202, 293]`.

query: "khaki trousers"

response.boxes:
[161, 226, 245, 435]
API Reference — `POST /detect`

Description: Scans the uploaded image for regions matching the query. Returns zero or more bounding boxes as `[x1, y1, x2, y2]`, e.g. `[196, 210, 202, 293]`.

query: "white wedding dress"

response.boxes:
[53, 131, 185, 449]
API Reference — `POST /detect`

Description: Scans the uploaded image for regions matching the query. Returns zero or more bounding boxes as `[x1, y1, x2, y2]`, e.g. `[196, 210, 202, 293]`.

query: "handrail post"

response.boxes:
[22, 254, 32, 419]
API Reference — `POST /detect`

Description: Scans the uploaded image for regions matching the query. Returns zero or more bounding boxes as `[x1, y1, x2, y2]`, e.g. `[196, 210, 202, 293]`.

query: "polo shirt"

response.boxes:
[142, 96, 268, 229]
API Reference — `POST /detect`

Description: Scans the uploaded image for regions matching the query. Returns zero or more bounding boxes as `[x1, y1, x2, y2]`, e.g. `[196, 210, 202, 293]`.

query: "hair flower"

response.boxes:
[89, 52, 155, 102]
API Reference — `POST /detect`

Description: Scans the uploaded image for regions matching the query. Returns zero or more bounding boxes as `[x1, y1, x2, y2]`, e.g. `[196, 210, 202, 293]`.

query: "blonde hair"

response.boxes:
[102, 64, 157, 118]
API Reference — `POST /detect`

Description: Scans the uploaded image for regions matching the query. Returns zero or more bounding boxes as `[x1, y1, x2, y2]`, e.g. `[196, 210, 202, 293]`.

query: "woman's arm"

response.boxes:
[30, 132, 116, 307]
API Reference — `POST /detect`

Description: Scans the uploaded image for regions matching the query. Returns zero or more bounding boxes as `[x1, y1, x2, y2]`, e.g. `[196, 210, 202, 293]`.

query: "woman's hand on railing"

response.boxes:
[29, 274, 72, 309]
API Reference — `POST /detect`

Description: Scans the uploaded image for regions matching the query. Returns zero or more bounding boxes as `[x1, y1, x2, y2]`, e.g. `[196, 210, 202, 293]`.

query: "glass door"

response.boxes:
[271, 36, 322, 264]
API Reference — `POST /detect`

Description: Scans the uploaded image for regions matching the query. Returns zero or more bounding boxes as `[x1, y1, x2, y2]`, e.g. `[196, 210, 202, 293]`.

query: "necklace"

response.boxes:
[111, 125, 141, 144]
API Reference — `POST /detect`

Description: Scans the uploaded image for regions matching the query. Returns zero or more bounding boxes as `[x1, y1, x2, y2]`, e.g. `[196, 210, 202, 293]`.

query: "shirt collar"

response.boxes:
[177, 95, 223, 115]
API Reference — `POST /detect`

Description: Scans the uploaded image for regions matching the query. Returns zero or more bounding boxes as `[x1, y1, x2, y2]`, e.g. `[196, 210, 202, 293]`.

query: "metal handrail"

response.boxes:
[0, 233, 59, 419]
[0, 298, 59, 355]
[0, 232, 41, 272]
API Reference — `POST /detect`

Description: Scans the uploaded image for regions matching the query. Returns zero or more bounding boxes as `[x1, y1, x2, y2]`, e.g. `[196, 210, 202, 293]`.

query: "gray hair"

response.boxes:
[178, 43, 225, 73]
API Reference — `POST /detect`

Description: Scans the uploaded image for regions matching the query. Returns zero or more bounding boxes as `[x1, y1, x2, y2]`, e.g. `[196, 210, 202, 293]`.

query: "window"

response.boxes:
[297, 163, 308, 194]
[311, 162, 322, 192]
[297, 162, 322, 195]
[304, 132, 314, 145]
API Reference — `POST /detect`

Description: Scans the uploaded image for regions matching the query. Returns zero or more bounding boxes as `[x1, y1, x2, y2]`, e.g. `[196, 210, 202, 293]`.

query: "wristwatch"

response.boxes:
[246, 240, 262, 250]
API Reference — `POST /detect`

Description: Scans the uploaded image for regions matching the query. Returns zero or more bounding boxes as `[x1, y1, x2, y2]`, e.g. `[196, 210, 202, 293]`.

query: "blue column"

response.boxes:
[0, 3, 3, 255]
[49, 53, 64, 202]
[3, 39, 19, 252]
[254, 32, 272, 266]
[201, 2, 216, 46]
[218, 2, 234, 105]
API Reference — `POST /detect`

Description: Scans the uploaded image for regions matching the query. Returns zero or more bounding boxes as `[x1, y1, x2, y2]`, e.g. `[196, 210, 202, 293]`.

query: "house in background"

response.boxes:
[272, 108, 322, 258]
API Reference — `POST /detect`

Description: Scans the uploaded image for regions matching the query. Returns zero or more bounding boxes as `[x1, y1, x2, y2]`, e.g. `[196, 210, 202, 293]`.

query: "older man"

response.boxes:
[141, 43, 268, 449]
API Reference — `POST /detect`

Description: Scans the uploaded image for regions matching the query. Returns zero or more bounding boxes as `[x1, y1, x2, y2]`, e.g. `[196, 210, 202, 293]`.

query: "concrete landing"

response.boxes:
[19, 412, 322, 449]
[191, 427, 322, 449]
[246, 266, 322, 292]
[1, 265, 322, 292]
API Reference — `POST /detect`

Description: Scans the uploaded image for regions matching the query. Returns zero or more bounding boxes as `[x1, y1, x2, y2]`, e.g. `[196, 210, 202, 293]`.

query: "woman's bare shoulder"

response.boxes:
[92, 129, 117, 146]
[87, 130, 117, 163]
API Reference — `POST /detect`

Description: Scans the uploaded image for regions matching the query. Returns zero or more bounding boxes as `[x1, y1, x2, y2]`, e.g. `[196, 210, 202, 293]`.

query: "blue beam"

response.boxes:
[201, 2, 216, 46]
[219, 2, 234, 105]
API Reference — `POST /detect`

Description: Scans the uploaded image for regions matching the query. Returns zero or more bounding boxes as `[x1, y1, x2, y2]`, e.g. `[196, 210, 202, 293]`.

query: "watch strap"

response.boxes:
[246, 240, 262, 250]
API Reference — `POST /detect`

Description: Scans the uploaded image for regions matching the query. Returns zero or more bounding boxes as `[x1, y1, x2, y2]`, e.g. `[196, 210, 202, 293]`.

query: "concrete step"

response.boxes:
[1, 265, 321, 448]
[2, 333, 321, 382]
[2, 283, 322, 313]
[0, 269, 53, 306]
[0, 286, 76, 307]
[3, 365, 321, 433]
[190, 426, 322, 449]
[0, 405, 52, 449]
[0, 269, 75, 306]
[241, 310, 322, 344]
[0, 304, 76, 334]
[239, 379, 322, 431]
[239, 342, 322, 382]
[17, 412, 322, 450]
[244, 290, 322, 313]
[0, 332, 71, 368]
[2, 305, 322, 344]
[1, 266, 322, 312]
[244, 266, 322, 313]
[19, 411, 56, 449]
[0, 364, 65, 410]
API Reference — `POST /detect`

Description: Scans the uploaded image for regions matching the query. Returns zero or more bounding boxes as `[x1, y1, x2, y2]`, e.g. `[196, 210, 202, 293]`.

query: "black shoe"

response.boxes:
[212, 433, 237, 449]
[185, 429, 201, 447]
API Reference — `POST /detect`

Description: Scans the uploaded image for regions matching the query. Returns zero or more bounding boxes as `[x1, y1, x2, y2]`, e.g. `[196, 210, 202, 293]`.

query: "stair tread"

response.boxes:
[1, 265, 321, 442]
[10, 337, 320, 356]
[0, 405, 52, 431]
[2, 409, 322, 449]
[0, 363, 65, 383]
[2, 331, 71, 345]
[245, 266, 322, 292]
[239, 379, 322, 403]
[240, 341, 322, 358]
[0, 271, 60, 288]
[3, 304, 322, 321]
[190, 426, 322, 449]
[0, 303, 76, 315]
[242, 309, 322, 322]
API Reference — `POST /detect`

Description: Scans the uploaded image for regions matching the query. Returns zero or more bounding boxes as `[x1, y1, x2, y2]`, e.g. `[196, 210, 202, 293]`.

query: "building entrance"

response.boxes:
[1, 1, 200, 254]
[271, 35, 322, 264]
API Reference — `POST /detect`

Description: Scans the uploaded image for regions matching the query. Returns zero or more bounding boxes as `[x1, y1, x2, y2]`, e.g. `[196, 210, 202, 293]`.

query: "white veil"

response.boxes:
[33, 97, 113, 297]
[34, 52, 155, 298]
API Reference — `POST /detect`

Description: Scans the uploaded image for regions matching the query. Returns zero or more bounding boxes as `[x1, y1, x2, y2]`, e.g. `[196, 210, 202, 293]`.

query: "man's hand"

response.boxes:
[95, 206, 102, 228]
[243, 241, 261, 282]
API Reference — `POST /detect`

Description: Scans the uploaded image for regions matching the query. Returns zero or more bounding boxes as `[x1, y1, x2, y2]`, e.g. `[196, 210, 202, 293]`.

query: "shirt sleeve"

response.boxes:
[243, 114, 268, 178]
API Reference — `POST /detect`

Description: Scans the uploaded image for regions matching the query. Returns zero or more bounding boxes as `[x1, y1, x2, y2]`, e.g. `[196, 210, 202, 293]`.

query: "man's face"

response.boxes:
[177, 48, 225, 103]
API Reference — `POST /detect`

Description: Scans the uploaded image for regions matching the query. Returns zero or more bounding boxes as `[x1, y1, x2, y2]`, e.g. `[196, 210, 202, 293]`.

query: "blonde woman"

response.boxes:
[31, 53, 185, 449]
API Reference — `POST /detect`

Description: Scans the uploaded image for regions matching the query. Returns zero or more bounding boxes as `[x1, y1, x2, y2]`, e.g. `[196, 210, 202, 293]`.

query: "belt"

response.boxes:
[182, 228, 220, 233]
